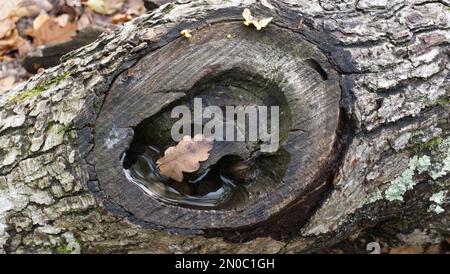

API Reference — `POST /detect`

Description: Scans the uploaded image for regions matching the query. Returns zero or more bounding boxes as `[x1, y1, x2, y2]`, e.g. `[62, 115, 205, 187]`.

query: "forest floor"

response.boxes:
[0, 0, 147, 94]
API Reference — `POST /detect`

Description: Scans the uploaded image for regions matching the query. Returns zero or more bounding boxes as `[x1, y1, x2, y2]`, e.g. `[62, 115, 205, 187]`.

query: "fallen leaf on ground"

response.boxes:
[26, 12, 77, 46]
[77, 9, 94, 30]
[67, 0, 82, 8]
[111, 13, 132, 24]
[0, 16, 17, 39]
[0, 1, 22, 58]
[0, 0, 22, 20]
[84, 0, 124, 15]
[126, 0, 145, 15]
[29, 0, 54, 12]
[156, 135, 213, 182]
[424, 244, 442, 254]
[0, 29, 29, 57]
[8, 0, 54, 20]
[242, 8, 273, 30]
[0, 75, 16, 93]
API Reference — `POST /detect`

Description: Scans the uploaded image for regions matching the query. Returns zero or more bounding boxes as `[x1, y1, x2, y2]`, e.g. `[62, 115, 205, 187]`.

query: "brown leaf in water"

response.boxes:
[156, 134, 213, 182]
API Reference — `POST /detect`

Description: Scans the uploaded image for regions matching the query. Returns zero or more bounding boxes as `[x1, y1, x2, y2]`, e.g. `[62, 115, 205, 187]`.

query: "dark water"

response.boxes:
[123, 146, 248, 210]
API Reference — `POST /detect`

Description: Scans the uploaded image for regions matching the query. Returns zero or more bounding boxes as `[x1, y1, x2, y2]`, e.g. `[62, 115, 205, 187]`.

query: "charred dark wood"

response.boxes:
[143, 0, 173, 11]
[92, 20, 340, 233]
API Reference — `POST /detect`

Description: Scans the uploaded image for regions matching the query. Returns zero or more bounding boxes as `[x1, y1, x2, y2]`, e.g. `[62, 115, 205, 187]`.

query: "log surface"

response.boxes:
[0, 0, 448, 253]
[92, 20, 340, 234]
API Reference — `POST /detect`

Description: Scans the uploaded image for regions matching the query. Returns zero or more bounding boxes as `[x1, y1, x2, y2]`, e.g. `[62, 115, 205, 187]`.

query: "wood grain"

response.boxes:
[91, 22, 340, 232]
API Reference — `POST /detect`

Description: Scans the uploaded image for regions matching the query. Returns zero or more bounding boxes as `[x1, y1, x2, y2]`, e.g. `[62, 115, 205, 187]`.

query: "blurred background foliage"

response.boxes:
[0, 0, 153, 93]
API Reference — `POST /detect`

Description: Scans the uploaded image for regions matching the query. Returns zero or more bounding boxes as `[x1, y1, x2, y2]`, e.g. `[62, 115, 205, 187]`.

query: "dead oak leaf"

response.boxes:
[156, 134, 213, 182]
[0, 75, 16, 94]
[0, 15, 17, 39]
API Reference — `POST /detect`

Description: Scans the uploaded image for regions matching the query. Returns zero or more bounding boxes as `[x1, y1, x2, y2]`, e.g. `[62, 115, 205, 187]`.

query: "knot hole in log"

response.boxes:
[88, 21, 342, 239]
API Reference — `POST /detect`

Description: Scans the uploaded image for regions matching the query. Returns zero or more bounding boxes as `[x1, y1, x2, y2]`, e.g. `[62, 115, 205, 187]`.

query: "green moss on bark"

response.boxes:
[8, 71, 72, 104]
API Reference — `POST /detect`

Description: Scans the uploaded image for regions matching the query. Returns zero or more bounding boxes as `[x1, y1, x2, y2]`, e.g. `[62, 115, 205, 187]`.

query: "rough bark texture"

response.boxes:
[0, 0, 449, 253]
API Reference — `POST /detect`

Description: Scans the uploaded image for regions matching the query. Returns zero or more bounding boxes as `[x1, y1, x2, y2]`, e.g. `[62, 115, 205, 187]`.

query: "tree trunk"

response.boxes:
[0, 0, 448, 254]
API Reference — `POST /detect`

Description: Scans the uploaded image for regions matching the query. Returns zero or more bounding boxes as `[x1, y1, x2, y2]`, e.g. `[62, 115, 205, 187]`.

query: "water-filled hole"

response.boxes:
[123, 145, 249, 209]
[122, 69, 292, 210]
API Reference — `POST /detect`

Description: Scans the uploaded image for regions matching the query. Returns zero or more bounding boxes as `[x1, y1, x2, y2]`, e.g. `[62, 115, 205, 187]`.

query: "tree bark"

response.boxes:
[0, 0, 448, 253]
